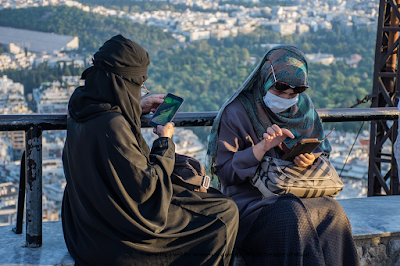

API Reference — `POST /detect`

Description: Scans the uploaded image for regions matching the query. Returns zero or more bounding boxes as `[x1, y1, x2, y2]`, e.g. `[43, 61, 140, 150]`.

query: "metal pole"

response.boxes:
[369, 0, 400, 196]
[385, 0, 399, 94]
[388, 0, 400, 195]
[25, 126, 42, 247]
[12, 151, 26, 234]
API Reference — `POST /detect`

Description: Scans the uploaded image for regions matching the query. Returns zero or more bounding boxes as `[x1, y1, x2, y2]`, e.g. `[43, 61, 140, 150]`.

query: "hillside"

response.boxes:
[0, 6, 177, 53]
[0, 5, 377, 134]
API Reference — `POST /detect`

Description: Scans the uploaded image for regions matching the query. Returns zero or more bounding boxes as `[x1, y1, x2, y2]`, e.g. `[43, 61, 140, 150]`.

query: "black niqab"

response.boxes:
[68, 34, 150, 156]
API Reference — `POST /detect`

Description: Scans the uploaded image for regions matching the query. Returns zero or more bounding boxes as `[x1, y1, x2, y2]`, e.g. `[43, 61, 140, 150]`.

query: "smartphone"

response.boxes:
[281, 128, 335, 161]
[281, 139, 322, 161]
[149, 93, 184, 127]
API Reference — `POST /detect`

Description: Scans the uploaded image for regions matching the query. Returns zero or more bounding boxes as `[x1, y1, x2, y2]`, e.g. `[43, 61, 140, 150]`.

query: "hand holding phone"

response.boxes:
[149, 93, 184, 127]
[281, 139, 322, 161]
[281, 128, 334, 161]
[155, 122, 174, 138]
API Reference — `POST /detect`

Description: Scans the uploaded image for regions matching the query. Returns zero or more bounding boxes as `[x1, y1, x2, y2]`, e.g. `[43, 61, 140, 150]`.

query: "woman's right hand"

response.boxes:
[154, 122, 174, 138]
[253, 124, 294, 161]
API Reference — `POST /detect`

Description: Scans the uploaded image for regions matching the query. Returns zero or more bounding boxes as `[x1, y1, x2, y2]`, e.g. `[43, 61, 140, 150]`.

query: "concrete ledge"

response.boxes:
[338, 196, 400, 239]
[1, 196, 399, 266]
[338, 196, 400, 266]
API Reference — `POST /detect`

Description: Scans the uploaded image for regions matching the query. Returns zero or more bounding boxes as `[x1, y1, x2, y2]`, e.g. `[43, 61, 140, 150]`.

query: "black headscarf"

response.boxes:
[68, 34, 150, 156]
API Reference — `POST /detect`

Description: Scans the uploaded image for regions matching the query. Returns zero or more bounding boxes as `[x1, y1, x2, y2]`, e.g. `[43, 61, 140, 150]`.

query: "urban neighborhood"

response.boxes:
[0, 0, 380, 227]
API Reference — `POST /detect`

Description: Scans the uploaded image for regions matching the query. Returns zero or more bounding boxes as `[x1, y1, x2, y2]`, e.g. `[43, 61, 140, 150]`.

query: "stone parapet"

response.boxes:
[354, 233, 400, 266]
[339, 196, 400, 266]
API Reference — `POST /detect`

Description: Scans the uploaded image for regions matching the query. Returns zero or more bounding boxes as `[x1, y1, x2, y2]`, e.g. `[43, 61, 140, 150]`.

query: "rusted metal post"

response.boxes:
[25, 126, 43, 247]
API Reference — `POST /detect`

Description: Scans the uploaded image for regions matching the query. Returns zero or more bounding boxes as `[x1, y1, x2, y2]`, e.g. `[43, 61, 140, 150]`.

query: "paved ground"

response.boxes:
[0, 221, 73, 266]
[0, 195, 399, 265]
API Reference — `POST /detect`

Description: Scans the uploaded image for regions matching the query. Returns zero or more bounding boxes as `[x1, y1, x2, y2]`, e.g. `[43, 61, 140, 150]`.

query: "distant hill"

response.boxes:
[0, 5, 377, 135]
[0, 6, 177, 53]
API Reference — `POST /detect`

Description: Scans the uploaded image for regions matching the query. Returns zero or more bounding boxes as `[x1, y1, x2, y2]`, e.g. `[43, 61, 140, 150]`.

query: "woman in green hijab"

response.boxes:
[208, 45, 360, 266]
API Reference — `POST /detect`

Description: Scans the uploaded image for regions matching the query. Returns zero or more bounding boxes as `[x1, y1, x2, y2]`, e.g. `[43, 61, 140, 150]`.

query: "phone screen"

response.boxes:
[149, 93, 184, 127]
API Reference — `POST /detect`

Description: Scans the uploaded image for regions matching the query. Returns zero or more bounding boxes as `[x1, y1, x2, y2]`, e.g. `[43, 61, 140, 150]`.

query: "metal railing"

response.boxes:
[1, 107, 399, 247]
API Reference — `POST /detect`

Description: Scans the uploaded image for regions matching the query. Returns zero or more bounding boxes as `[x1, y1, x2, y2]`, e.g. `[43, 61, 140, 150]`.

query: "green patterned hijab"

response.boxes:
[207, 45, 331, 172]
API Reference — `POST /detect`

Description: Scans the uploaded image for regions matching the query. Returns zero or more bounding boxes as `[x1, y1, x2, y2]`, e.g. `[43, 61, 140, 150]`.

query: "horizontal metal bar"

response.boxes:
[141, 112, 217, 128]
[0, 115, 67, 131]
[379, 72, 397, 78]
[316, 107, 400, 122]
[0, 108, 398, 130]
[382, 27, 400, 31]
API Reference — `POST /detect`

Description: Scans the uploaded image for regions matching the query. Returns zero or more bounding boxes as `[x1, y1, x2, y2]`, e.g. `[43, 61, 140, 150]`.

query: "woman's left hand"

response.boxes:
[293, 153, 315, 168]
[141, 94, 166, 114]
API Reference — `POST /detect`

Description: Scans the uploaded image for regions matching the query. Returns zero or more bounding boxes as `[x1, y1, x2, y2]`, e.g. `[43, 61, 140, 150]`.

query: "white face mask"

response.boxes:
[263, 91, 299, 113]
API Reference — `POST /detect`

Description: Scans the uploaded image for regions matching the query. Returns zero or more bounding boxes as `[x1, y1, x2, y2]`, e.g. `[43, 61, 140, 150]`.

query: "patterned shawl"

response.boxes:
[207, 45, 331, 172]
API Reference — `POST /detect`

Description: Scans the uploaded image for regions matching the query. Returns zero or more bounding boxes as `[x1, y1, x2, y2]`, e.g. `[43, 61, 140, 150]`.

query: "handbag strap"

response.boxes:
[251, 164, 279, 199]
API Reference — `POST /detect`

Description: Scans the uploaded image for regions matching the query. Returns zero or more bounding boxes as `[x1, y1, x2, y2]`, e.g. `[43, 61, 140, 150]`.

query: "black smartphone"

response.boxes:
[281, 128, 335, 161]
[281, 139, 322, 161]
[149, 93, 184, 127]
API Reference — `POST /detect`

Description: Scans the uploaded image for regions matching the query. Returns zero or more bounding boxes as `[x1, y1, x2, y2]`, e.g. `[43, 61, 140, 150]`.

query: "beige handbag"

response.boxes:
[251, 155, 344, 198]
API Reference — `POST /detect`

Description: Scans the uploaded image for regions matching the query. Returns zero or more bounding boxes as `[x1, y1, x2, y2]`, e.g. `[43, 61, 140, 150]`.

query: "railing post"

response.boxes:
[12, 150, 26, 234]
[25, 126, 42, 247]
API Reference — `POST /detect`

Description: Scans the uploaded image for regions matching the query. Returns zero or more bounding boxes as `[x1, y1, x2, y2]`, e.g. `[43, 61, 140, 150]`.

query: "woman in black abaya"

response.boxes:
[62, 35, 238, 266]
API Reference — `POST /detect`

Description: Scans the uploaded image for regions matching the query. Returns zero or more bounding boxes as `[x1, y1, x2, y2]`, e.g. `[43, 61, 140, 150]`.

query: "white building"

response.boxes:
[297, 24, 311, 34]
[272, 23, 297, 36]
[189, 30, 211, 41]
[305, 53, 335, 65]
[0, 54, 18, 71]
[33, 76, 82, 114]
[0, 182, 18, 226]
[0, 75, 31, 159]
